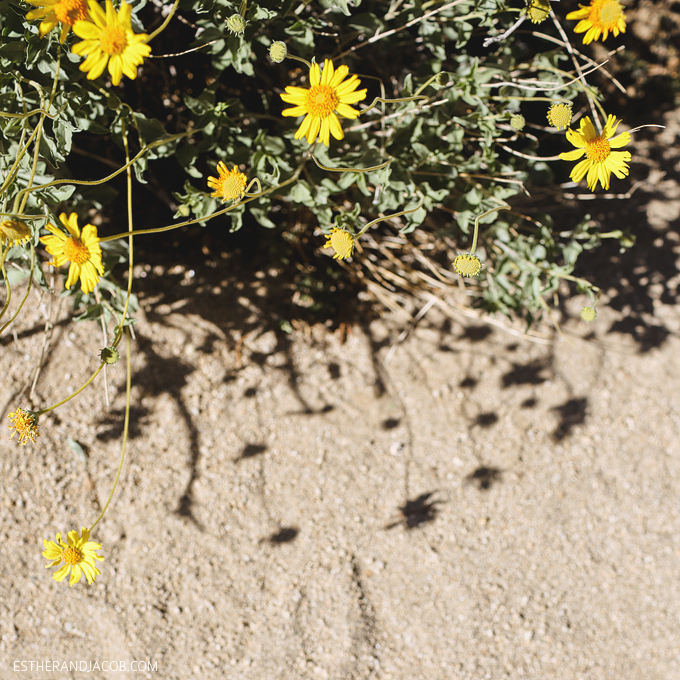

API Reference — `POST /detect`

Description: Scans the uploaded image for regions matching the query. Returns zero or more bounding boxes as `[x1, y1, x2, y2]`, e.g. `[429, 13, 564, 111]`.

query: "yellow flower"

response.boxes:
[72, 0, 151, 87]
[43, 527, 104, 587]
[0, 219, 31, 247]
[567, 0, 626, 44]
[453, 253, 482, 277]
[281, 58, 367, 147]
[206, 162, 248, 203]
[559, 114, 631, 191]
[7, 408, 40, 445]
[527, 0, 551, 24]
[40, 212, 104, 294]
[547, 103, 573, 130]
[580, 306, 597, 322]
[25, 0, 90, 43]
[324, 228, 355, 260]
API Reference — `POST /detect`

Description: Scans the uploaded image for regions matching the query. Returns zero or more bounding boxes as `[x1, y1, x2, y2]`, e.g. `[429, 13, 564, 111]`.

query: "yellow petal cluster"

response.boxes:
[72, 0, 150, 86]
[559, 114, 631, 191]
[43, 527, 104, 587]
[40, 212, 104, 294]
[281, 59, 367, 147]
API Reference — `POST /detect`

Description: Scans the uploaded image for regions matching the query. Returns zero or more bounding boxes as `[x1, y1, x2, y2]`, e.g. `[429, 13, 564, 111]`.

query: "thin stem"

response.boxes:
[14, 130, 195, 206]
[0, 244, 35, 333]
[146, 0, 180, 43]
[312, 156, 391, 174]
[361, 95, 428, 116]
[287, 54, 312, 69]
[470, 204, 510, 254]
[356, 192, 425, 236]
[335, 0, 468, 60]
[90, 329, 132, 532]
[111, 119, 135, 349]
[35, 364, 105, 416]
[0, 249, 10, 322]
[101, 157, 308, 242]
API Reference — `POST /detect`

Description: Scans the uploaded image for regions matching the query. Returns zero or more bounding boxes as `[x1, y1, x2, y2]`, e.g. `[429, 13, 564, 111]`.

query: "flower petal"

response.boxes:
[73, 19, 100, 39]
[328, 112, 344, 140]
[338, 88, 367, 105]
[329, 64, 349, 89]
[336, 102, 361, 120]
[608, 131, 630, 149]
[282, 105, 307, 118]
[53, 564, 71, 582]
[306, 116, 321, 144]
[559, 148, 585, 161]
[319, 117, 331, 146]
[320, 59, 334, 86]
[570, 158, 591, 183]
[309, 62, 321, 87]
[109, 54, 123, 86]
[579, 117, 597, 142]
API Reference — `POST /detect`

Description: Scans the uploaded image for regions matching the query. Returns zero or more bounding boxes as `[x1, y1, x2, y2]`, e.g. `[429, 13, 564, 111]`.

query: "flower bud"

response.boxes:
[227, 14, 247, 36]
[510, 114, 526, 131]
[580, 306, 597, 322]
[100, 346, 120, 365]
[269, 41, 287, 63]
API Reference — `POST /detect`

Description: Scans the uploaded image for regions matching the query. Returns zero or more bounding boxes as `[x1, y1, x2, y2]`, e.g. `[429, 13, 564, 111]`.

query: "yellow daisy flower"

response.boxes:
[72, 0, 151, 87]
[559, 114, 631, 191]
[43, 527, 104, 587]
[324, 228, 355, 260]
[0, 219, 31, 247]
[567, 0, 626, 44]
[547, 103, 573, 130]
[281, 59, 367, 147]
[25, 0, 90, 43]
[40, 212, 104, 295]
[7, 408, 40, 445]
[206, 162, 248, 203]
[453, 254, 482, 277]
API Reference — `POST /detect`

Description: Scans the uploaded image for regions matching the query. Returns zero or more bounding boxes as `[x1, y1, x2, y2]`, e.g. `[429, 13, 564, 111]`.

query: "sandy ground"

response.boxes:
[3, 43, 680, 680]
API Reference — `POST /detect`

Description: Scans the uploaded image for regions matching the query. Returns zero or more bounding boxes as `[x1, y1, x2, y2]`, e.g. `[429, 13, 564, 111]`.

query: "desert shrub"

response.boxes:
[1, 0, 648, 584]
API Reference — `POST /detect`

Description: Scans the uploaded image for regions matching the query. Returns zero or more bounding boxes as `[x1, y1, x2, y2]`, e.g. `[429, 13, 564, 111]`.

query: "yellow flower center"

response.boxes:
[62, 546, 83, 565]
[527, 0, 550, 24]
[453, 254, 482, 277]
[547, 103, 573, 130]
[8, 408, 39, 445]
[585, 135, 611, 162]
[305, 85, 339, 119]
[64, 237, 90, 265]
[53, 0, 88, 26]
[598, 0, 623, 28]
[216, 174, 246, 201]
[330, 230, 354, 259]
[100, 25, 128, 56]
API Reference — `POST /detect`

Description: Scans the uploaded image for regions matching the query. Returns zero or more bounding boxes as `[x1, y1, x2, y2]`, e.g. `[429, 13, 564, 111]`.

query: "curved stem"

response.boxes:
[146, 0, 181, 43]
[287, 54, 312, 69]
[35, 363, 105, 416]
[361, 95, 428, 116]
[356, 191, 425, 236]
[312, 155, 391, 174]
[0, 244, 35, 333]
[101, 157, 308, 243]
[470, 204, 510, 254]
